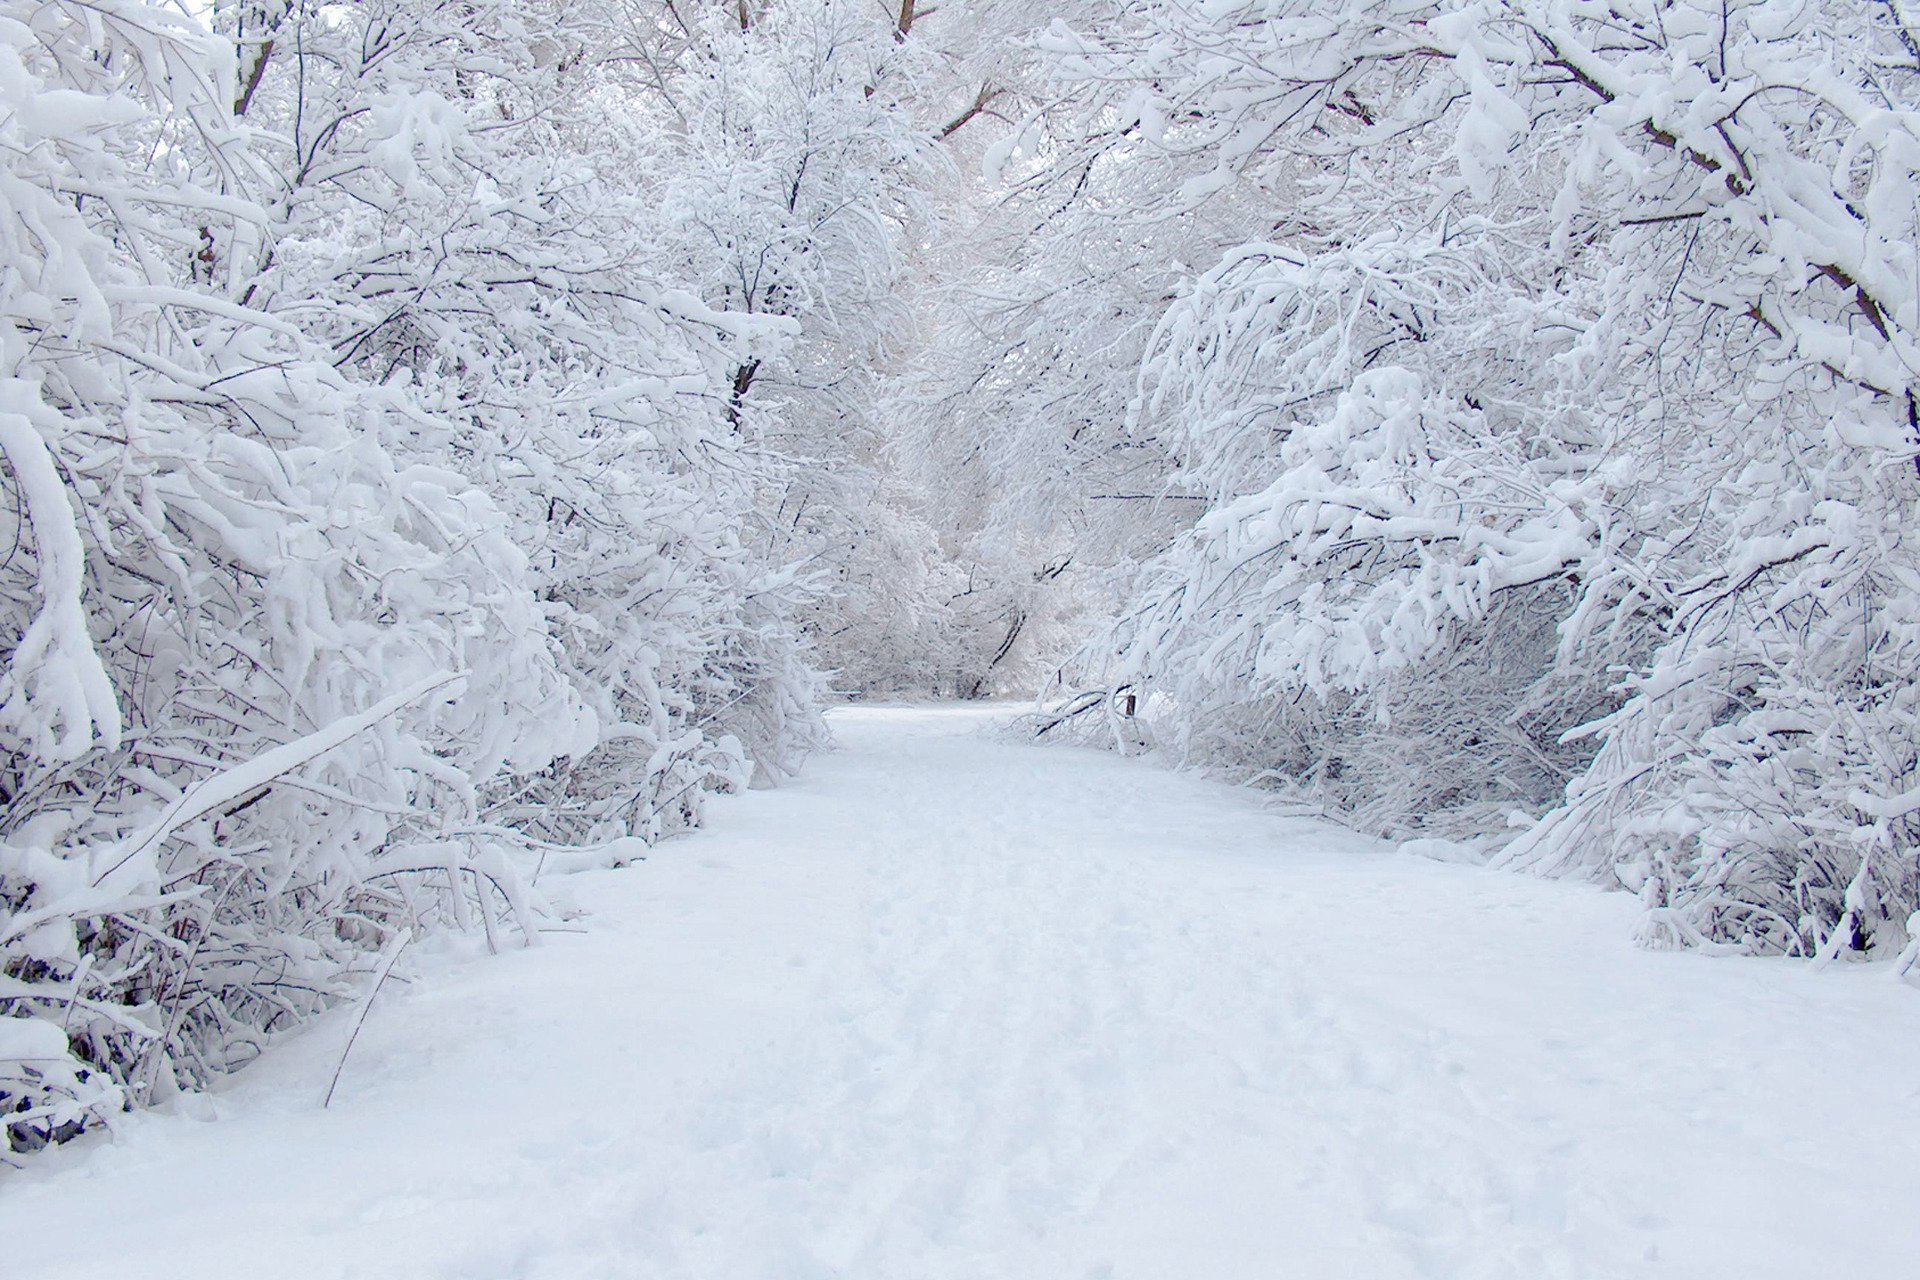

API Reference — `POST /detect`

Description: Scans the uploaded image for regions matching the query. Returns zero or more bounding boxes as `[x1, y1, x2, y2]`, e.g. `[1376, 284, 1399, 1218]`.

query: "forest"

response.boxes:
[4, 0, 1918, 1159]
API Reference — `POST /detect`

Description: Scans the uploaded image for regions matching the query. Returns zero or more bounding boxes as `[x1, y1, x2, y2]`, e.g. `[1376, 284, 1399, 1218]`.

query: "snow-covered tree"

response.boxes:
[223, 0, 826, 806]
[1039, 0, 1920, 956]
[0, 0, 828, 1154]
[0, 0, 600, 1151]
[591, 0, 950, 696]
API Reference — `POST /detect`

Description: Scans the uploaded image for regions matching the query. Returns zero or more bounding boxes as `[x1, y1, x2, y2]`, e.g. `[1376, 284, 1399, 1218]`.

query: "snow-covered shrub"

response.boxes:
[1045, 0, 1920, 956]
[1107, 240, 1630, 837]
[0, 0, 831, 1155]
[225, 0, 827, 835]
[0, 0, 593, 1152]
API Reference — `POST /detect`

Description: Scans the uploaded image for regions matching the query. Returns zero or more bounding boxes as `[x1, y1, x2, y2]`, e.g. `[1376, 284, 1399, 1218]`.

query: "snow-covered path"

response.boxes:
[7, 706, 1917, 1279]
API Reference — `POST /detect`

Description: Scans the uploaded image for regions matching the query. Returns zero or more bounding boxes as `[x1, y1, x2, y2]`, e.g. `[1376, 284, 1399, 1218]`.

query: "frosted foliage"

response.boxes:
[231, 0, 824, 821]
[1062, 0, 1920, 956]
[609, 0, 1079, 702]
[1, 0, 824, 1155]
[8, 0, 1915, 1169]
[635, 0, 944, 701]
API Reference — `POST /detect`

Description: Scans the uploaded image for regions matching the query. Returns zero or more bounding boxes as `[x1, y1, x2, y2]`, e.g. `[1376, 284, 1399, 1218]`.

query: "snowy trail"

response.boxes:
[6, 706, 1917, 1279]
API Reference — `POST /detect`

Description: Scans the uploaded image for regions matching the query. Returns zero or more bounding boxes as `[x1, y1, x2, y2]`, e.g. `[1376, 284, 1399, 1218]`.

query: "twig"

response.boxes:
[322, 928, 411, 1109]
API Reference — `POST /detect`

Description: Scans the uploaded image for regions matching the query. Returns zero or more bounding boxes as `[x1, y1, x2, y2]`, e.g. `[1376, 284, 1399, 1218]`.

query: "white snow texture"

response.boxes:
[4, 0, 1918, 1269]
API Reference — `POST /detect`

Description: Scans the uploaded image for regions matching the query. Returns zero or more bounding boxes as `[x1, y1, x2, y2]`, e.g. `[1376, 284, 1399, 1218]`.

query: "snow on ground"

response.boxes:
[5, 706, 1917, 1279]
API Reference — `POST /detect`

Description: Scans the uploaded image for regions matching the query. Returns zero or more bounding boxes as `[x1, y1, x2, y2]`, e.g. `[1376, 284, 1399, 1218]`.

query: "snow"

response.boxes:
[5, 705, 1917, 1279]
[0, 386, 121, 763]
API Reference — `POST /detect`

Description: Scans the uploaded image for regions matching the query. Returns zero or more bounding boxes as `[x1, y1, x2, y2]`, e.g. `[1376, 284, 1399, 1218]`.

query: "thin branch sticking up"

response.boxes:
[323, 928, 411, 1109]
